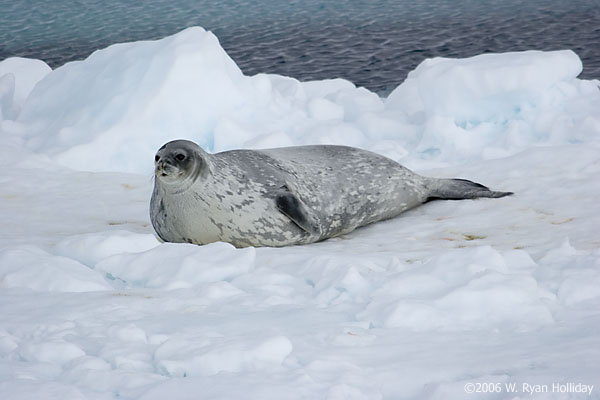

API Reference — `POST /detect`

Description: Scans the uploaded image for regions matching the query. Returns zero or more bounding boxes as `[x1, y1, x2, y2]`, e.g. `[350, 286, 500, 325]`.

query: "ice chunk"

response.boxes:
[96, 241, 255, 289]
[54, 230, 160, 267]
[0, 246, 111, 292]
[0, 57, 51, 120]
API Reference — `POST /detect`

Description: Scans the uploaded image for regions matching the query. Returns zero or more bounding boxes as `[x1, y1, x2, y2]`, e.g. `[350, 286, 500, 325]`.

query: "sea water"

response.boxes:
[1, 0, 598, 93]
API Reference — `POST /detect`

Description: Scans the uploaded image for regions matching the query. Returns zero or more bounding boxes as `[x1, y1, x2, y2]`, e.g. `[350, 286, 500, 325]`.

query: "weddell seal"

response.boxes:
[150, 140, 512, 248]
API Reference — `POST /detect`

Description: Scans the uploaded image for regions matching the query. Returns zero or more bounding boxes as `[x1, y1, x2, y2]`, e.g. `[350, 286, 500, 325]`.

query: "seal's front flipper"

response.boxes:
[275, 191, 321, 236]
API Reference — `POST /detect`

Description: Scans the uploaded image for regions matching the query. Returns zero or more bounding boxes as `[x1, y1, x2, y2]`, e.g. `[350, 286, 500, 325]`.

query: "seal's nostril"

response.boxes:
[155, 155, 160, 162]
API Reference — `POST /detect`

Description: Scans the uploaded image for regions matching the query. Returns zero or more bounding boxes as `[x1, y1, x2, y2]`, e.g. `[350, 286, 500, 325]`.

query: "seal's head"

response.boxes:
[154, 140, 208, 190]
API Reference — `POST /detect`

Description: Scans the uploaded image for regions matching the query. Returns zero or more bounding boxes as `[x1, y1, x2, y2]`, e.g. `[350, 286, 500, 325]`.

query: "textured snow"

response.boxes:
[0, 57, 51, 121]
[8, 27, 599, 173]
[1, 27, 599, 399]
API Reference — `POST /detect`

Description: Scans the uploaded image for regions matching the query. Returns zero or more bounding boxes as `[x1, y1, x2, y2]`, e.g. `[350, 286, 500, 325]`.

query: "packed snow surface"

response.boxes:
[1, 27, 599, 399]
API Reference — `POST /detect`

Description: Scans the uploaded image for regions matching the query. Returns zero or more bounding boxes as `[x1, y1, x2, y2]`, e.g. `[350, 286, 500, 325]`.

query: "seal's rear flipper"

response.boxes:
[275, 192, 321, 235]
[427, 178, 513, 201]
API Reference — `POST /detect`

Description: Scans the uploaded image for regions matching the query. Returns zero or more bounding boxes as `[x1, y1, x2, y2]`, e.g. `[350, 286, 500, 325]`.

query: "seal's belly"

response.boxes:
[188, 176, 423, 247]
[176, 193, 311, 247]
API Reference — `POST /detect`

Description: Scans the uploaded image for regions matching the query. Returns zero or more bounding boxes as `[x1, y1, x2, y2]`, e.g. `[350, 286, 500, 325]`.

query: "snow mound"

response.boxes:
[0, 246, 110, 292]
[7, 27, 598, 173]
[356, 246, 554, 332]
[18, 339, 86, 365]
[0, 381, 100, 400]
[387, 50, 582, 121]
[54, 230, 160, 267]
[16, 27, 248, 172]
[387, 50, 600, 165]
[96, 241, 256, 289]
[155, 335, 293, 377]
[536, 239, 600, 306]
[14, 27, 379, 173]
[0, 57, 51, 121]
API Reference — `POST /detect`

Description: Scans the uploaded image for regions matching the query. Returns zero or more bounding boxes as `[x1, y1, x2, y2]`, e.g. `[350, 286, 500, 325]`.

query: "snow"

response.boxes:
[1, 26, 599, 399]
[0, 57, 51, 121]
[0, 246, 112, 292]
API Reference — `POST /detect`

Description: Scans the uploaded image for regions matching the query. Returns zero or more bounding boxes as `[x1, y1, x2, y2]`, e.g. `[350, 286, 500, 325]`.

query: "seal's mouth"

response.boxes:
[155, 163, 180, 179]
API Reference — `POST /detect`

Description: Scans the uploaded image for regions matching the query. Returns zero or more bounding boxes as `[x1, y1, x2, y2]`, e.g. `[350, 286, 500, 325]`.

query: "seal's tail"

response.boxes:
[427, 178, 513, 201]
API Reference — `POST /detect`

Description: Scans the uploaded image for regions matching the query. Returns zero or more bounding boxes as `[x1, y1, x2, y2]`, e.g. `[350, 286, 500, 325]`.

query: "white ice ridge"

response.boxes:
[1, 26, 598, 173]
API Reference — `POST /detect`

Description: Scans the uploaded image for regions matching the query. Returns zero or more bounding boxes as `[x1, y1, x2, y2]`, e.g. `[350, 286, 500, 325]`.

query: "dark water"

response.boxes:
[1, 0, 599, 94]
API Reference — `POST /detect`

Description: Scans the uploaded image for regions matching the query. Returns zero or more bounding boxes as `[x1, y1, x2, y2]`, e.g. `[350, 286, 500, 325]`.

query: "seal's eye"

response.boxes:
[155, 155, 160, 162]
[175, 153, 186, 161]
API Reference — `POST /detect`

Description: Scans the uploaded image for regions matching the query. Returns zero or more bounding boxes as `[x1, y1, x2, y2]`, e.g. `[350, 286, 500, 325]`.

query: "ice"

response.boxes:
[54, 231, 160, 267]
[12, 27, 598, 174]
[360, 246, 554, 332]
[0, 246, 111, 292]
[536, 239, 600, 306]
[96, 241, 255, 289]
[386, 50, 600, 167]
[387, 50, 583, 121]
[0, 57, 51, 121]
[155, 335, 292, 377]
[19, 340, 86, 365]
[0, 381, 108, 400]
[1, 26, 599, 399]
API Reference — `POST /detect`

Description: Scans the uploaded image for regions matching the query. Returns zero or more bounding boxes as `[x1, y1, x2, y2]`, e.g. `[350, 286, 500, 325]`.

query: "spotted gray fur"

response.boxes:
[150, 140, 512, 248]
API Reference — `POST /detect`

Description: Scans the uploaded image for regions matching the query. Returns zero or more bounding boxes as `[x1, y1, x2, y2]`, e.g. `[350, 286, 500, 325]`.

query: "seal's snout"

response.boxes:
[155, 164, 167, 177]
[155, 158, 177, 177]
